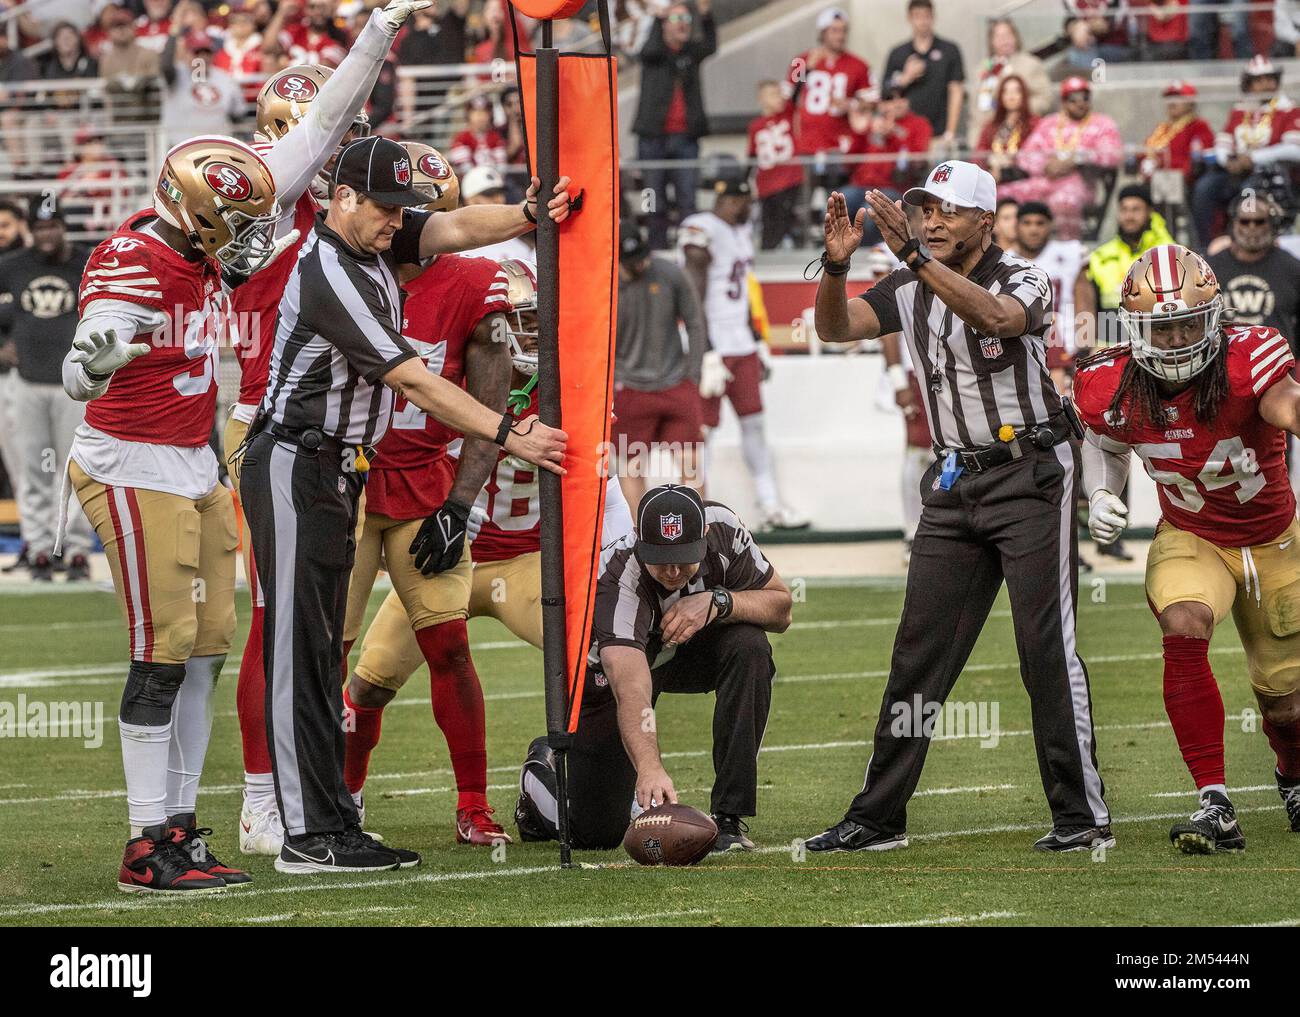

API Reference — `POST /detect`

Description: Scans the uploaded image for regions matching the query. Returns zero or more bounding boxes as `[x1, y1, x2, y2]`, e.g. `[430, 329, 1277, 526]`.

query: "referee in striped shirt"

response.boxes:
[240, 136, 568, 874]
[806, 161, 1112, 854]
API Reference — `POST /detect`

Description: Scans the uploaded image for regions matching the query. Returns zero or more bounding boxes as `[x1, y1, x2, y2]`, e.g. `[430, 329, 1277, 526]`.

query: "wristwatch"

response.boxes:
[711, 587, 733, 621]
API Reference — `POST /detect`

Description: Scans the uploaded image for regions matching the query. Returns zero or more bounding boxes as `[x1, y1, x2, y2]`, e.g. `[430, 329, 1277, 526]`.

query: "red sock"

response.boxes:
[1162, 635, 1226, 789]
[236, 605, 272, 774]
[1263, 716, 1300, 780]
[418, 619, 487, 808]
[342, 685, 385, 795]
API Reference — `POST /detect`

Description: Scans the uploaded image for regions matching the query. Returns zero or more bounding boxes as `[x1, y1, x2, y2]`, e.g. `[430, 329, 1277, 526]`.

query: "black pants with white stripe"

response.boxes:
[526, 624, 776, 849]
[240, 431, 362, 838]
[844, 440, 1109, 836]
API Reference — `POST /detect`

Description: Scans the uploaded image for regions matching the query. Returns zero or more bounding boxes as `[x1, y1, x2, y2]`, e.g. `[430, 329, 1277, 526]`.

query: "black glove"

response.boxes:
[410, 499, 472, 576]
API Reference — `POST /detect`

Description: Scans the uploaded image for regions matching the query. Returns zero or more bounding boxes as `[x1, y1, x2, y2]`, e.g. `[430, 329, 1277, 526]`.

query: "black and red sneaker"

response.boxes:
[30, 553, 52, 582]
[66, 553, 90, 582]
[118, 824, 227, 894]
[166, 813, 252, 885]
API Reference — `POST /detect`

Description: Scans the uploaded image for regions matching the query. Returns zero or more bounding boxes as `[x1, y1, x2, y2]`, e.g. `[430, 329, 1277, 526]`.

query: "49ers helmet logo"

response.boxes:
[273, 74, 318, 102]
[417, 152, 447, 178]
[203, 162, 253, 201]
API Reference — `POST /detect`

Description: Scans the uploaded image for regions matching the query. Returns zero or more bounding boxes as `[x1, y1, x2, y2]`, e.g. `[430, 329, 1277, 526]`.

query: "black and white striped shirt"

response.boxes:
[859, 244, 1059, 450]
[261, 211, 429, 446]
[589, 502, 773, 671]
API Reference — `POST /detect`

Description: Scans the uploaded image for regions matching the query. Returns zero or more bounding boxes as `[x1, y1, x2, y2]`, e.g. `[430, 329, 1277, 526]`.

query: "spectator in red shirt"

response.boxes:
[265, 0, 349, 68]
[782, 6, 871, 165]
[214, 3, 265, 99]
[58, 127, 131, 233]
[974, 73, 1038, 185]
[839, 88, 906, 239]
[879, 83, 932, 191]
[747, 78, 802, 250]
[449, 94, 507, 176]
[1140, 80, 1214, 182]
[135, 0, 174, 53]
[1065, 0, 1134, 61]
[473, 0, 516, 66]
[1136, 0, 1189, 61]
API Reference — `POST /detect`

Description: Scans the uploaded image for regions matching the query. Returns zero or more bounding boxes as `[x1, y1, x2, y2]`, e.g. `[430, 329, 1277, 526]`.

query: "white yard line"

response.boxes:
[1232, 917, 1300, 927]
[857, 911, 1022, 927]
[1149, 784, 1278, 798]
[546, 908, 708, 926]
[241, 905, 415, 924]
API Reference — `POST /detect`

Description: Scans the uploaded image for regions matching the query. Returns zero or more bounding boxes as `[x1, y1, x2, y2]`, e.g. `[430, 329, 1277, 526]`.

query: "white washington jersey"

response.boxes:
[1024, 239, 1084, 355]
[678, 211, 756, 356]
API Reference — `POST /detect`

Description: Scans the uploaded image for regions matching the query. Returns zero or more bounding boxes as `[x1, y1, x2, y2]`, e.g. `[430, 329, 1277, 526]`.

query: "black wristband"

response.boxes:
[898, 238, 920, 263]
[494, 412, 514, 447]
[85, 367, 111, 383]
[820, 251, 851, 276]
[521, 199, 537, 225]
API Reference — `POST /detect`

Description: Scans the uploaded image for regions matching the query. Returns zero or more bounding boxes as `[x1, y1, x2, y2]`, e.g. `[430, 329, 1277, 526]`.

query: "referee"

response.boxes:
[806, 161, 1111, 853]
[239, 136, 567, 874]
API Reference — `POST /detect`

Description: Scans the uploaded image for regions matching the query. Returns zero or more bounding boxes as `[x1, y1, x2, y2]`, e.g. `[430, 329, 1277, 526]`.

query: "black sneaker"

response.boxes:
[118, 823, 227, 894]
[1095, 541, 1134, 562]
[1034, 824, 1116, 852]
[30, 553, 52, 582]
[711, 814, 754, 852]
[65, 553, 90, 582]
[2, 544, 29, 573]
[1278, 772, 1300, 832]
[804, 819, 908, 852]
[166, 813, 252, 885]
[1170, 790, 1245, 853]
[275, 830, 402, 874]
[514, 736, 557, 842]
[343, 825, 420, 869]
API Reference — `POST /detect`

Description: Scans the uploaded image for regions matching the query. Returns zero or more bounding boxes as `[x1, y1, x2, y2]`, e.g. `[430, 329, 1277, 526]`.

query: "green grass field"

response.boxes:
[1, 574, 1298, 927]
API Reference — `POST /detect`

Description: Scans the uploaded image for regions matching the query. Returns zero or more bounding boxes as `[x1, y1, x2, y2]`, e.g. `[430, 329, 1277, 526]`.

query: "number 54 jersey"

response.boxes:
[1074, 325, 1296, 548]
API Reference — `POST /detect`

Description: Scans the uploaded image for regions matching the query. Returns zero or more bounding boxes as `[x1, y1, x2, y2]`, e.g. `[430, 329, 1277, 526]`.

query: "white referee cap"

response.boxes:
[903, 161, 998, 214]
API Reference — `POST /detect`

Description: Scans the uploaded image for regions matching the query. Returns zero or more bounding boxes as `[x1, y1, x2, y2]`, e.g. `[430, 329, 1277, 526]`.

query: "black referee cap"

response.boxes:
[334, 136, 435, 207]
[636, 484, 707, 565]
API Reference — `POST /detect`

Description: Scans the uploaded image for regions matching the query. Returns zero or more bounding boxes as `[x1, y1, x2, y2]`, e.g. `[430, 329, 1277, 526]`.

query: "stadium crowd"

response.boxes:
[6, 0, 1300, 561]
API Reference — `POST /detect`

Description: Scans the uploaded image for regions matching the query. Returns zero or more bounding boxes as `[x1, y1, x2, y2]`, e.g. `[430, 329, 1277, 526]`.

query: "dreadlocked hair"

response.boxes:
[1074, 337, 1230, 429]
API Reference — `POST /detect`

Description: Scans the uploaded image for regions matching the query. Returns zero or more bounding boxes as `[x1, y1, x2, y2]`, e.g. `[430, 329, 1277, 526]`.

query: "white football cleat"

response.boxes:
[239, 793, 284, 856]
[758, 505, 810, 531]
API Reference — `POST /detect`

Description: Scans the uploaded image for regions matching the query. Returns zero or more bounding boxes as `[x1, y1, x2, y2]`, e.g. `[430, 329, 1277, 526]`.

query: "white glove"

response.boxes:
[70, 328, 150, 379]
[377, 0, 433, 36]
[1088, 489, 1129, 546]
[466, 505, 489, 543]
[757, 343, 773, 382]
[699, 350, 732, 399]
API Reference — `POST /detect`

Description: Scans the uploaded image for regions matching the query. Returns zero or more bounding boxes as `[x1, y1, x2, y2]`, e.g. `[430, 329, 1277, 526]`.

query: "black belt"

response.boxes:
[934, 413, 1073, 475]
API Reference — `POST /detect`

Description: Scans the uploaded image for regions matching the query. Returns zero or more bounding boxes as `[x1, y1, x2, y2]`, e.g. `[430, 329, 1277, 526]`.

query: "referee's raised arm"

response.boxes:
[814, 192, 884, 343]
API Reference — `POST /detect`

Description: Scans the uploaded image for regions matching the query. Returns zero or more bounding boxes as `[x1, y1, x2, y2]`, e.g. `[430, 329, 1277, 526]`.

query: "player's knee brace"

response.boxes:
[119, 661, 187, 727]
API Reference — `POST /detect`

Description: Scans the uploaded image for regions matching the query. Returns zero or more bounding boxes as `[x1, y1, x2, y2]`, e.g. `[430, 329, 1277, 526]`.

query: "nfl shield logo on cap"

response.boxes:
[903, 160, 997, 213]
[932, 163, 954, 183]
[394, 158, 411, 186]
[660, 514, 683, 540]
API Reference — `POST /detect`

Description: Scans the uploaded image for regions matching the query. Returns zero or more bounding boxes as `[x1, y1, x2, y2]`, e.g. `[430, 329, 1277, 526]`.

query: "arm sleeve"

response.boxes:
[1000, 264, 1053, 333]
[62, 298, 165, 401]
[592, 558, 654, 653]
[262, 10, 392, 209]
[390, 210, 433, 266]
[307, 247, 417, 384]
[855, 269, 904, 335]
[1082, 426, 1132, 497]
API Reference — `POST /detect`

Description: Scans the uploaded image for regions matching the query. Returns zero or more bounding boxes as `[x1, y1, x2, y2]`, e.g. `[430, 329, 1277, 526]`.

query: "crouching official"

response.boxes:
[515, 484, 792, 852]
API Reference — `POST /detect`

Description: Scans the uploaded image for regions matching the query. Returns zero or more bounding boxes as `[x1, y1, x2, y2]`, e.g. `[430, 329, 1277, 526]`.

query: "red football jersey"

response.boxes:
[78, 210, 222, 448]
[746, 109, 803, 198]
[1220, 100, 1300, 154]
[364, 255, 512, 520]
[278, 23, 348, 67]
[784, 50, 872, 154]
[1074, 326, 1297, 548]
[232, 183, 318, 407]
[471, 386, 541, 563]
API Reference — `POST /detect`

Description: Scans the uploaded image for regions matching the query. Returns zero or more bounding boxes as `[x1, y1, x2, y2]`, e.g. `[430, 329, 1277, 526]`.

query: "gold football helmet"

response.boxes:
[257, 65, 370, 142]
[500, 258, 538, 376]
[1119, 243, 1223, 382]
[153, 135, 280, 274]
[401, 142, 460, 213]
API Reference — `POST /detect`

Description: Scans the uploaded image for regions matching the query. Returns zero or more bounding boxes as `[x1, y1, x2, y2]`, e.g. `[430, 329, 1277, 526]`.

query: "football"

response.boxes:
[623, 804, 718, 866]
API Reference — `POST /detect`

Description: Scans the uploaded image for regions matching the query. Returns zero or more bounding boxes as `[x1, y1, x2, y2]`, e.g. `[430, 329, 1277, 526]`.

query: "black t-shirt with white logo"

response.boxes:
[1208, 247, 1300, 352]
[0, 244, 89, 384]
